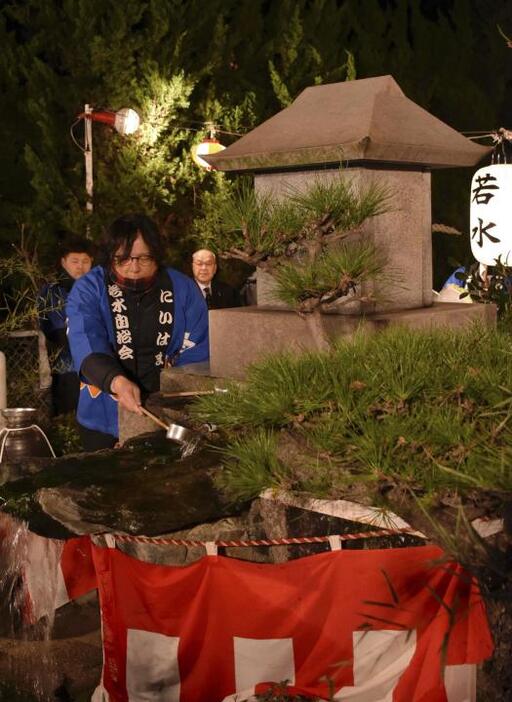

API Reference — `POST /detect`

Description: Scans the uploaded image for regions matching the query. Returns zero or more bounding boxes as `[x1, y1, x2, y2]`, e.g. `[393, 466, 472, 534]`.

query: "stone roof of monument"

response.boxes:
[206, 75, 490, 172]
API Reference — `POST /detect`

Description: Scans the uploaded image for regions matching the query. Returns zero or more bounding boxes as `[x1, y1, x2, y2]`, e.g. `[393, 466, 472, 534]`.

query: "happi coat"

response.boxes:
[38, 280, 75, 374]
[66, 265, 209, 437]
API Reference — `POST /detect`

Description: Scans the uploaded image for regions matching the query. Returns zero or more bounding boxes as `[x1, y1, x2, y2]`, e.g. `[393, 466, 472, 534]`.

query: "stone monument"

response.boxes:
[203, 75, 495, 378]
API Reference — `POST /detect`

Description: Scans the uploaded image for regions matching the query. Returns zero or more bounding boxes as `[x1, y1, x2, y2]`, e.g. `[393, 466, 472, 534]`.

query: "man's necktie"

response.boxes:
[204, 286, 212, 308]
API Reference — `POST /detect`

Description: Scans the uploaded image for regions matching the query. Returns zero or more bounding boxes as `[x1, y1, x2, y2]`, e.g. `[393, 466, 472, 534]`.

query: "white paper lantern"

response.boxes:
[470, 164, 512, 266]
[191, 138, 226, 170]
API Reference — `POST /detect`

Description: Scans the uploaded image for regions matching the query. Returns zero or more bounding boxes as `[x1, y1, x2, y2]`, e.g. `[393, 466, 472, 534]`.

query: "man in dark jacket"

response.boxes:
[192, 248, 241, 309]
[38, 237, 94, 415]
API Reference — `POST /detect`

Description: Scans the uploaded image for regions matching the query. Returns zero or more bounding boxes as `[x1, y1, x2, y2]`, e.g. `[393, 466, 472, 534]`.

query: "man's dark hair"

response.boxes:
[103, 214, 164, 265]
[59, 236, 95, 259]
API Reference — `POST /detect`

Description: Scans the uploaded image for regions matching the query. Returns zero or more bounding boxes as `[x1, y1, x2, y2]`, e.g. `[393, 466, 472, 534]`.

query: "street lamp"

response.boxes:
[74, 104, 140, 214]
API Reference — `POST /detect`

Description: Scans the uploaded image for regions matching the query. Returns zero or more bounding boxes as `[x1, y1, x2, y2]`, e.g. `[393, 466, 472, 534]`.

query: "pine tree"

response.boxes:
[0, 0, 260, 259]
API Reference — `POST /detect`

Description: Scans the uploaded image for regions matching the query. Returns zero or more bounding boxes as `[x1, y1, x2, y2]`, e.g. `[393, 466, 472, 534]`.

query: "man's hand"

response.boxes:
[110, 375, 143, 414]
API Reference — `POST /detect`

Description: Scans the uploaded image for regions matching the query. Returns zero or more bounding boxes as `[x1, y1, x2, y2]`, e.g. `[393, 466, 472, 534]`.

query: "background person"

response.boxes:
[239, 270, 257, 306]
[437, 263, 512, 309]
[67, 214, 209, 452]
[436, 266, 473, 303]
[192, 248, 241, 309]
[38, 237, 94, 415]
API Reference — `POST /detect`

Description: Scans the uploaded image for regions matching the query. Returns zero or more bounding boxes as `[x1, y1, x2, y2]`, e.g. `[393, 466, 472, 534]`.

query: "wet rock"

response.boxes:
[0, 457, 49, 487]
[115, 515, 255, 566]
[0, 433, 248, 538]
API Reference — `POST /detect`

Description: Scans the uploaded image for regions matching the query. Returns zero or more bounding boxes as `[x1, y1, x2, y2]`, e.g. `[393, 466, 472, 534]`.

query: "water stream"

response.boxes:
[0, 431, 242, 700]
[0, 515, 61, 701]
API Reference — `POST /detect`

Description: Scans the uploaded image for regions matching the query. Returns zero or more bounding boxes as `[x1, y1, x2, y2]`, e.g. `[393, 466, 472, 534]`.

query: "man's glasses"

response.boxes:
[113, 254, 155, 268]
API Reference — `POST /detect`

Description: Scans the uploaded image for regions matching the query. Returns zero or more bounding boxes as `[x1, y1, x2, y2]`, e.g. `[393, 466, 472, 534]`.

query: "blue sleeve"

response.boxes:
[66, 269, 115, 375]
[38, 284, 67, 339]
[168, 270, 209, 366]
[442, 267, 466, 290]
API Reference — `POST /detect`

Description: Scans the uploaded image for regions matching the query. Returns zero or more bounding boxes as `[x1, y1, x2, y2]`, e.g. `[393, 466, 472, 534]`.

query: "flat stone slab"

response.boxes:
[0, 434, 245, 538]
[209, 302, 496, 378]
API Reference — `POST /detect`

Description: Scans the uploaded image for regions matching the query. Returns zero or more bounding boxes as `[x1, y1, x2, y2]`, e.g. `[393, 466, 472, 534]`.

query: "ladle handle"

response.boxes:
[140, 406, 169, 431]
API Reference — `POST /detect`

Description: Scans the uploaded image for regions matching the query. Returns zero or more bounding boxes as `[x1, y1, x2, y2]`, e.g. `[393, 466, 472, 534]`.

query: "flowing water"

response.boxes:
[0, 515, 61, 701]
[0, 431, 234, 700]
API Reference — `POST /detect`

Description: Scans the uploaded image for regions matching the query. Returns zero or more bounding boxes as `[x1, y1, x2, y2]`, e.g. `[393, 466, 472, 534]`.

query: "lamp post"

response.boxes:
[84, 104, 94, 213]
[78, 104, 140, 214]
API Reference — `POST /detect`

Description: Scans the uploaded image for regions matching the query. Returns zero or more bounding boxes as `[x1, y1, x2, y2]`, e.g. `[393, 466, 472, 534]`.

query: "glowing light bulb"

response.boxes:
[114, 108, 140, 135]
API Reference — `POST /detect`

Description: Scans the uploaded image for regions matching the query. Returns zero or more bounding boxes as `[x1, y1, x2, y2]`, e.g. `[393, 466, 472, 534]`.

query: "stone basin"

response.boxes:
[0, 433, 245, 539]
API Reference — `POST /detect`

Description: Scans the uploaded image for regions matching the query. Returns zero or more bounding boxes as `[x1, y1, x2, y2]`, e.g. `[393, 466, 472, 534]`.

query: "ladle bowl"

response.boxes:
[165, 422, 195, 445]
[140, 406, 197, 446]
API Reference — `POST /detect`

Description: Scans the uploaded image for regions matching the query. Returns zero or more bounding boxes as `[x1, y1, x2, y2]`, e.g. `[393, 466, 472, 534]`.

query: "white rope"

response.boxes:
[0, 424, 56, 462]
[0, 431, 8, 463]
[328, 535, 342, 551]
[104, 534, 116, 549]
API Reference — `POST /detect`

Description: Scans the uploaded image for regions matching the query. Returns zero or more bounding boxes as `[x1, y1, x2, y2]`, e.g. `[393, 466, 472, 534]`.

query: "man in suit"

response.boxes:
[192, 248, 241, 309]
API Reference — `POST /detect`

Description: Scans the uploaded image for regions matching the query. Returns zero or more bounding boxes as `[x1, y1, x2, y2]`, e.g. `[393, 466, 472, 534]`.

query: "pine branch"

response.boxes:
[273, 239, 387, 311]
[195, 174, 391, 303]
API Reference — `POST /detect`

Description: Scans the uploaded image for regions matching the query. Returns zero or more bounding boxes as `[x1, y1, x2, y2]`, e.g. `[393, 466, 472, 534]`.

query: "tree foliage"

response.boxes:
[0, 0, 510, 271]
[195, 175, 390, 312]
[0, 1, 260, 257]
[190, 323, 512, 575]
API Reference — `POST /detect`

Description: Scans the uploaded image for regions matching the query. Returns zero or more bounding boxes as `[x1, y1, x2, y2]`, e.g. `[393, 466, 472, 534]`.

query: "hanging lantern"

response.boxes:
[191, 137, 226, 170]
[470, 163, 512, 265]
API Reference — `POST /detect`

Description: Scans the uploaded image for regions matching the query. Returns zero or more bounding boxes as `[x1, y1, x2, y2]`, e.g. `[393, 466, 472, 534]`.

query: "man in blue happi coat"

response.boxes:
[66, 214, 209, 451]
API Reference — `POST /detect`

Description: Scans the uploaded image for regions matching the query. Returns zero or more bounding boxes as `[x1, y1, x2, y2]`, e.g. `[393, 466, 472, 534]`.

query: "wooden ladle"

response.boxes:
[140, 406, 169, 431]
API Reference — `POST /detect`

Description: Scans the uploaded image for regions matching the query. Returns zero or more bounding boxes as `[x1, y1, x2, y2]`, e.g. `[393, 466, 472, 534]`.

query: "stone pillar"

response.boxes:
[254, 167, 432, 313]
